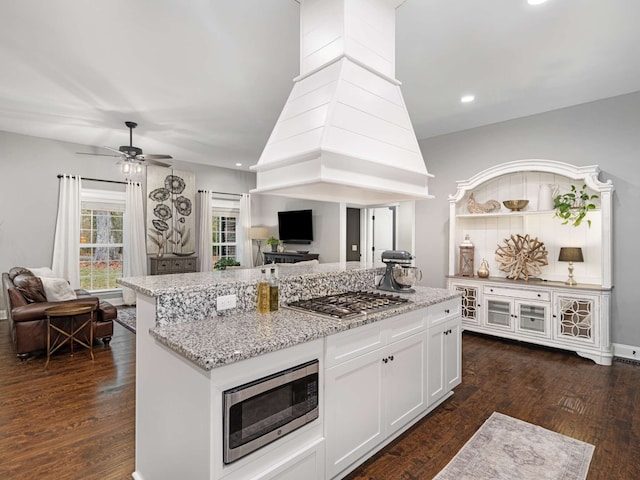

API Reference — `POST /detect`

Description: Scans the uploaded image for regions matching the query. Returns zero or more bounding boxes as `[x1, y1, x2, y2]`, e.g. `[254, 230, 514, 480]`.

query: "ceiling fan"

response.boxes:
[77, 121, 172, 172]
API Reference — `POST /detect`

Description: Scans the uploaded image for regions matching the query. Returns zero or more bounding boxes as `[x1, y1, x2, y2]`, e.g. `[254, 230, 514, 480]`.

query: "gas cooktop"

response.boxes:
[285, 291, 410, 320]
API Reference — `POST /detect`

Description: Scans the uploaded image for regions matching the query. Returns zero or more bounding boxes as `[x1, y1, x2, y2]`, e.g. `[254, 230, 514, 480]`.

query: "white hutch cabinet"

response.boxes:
[446, 160, 614, 365]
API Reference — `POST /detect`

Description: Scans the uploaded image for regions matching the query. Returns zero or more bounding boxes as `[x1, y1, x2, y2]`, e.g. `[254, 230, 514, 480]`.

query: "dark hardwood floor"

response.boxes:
[1, 320, 639, 480]
[346, 332, 640, 480]
[0, 320, 135, 480]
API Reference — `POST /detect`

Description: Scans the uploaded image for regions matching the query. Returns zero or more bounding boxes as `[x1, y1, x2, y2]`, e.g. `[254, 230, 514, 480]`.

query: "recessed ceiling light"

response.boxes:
[460, 95, 475, 103]
[235, 163, 242, 167]
[528, 0, 548, 5]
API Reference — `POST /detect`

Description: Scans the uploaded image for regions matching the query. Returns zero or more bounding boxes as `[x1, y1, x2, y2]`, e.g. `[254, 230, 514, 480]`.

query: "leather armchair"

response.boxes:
[2, 269, 115, 359]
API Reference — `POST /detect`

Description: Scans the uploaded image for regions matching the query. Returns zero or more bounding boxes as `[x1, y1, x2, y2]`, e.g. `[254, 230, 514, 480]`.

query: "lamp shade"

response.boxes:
[558, 247, 584, 263]
[250, 226, 269, 240]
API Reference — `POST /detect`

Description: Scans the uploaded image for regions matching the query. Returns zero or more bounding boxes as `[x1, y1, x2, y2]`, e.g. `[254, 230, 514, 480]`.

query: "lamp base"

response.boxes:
[564, 262, 577, 286]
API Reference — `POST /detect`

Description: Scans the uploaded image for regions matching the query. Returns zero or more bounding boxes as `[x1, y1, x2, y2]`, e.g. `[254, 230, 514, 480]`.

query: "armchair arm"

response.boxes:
[12, 297, 100, 323]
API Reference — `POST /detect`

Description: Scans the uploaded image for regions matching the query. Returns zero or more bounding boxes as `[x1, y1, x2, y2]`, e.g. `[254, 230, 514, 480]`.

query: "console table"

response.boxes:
[150, 255, 198, 275]
[263, 252, 319, 264]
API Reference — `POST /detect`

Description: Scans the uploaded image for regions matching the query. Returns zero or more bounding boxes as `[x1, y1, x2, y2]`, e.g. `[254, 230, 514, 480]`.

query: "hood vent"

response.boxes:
[251, 0, 432, 206]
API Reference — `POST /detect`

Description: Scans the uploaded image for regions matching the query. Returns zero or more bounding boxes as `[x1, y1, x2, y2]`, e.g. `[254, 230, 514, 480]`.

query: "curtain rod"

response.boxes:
[197, 189, 243, 197]
[57, 174, 131, 185]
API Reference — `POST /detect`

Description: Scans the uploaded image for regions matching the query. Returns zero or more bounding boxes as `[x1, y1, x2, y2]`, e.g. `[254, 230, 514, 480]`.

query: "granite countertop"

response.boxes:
[118, 261, 382, 297]
[150, 286, 460, 371]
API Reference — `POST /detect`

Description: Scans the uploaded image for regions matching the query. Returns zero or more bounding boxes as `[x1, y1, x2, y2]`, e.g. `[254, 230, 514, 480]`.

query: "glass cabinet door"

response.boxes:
[517, 302, 548, 336]
[485, 298, 512, 328]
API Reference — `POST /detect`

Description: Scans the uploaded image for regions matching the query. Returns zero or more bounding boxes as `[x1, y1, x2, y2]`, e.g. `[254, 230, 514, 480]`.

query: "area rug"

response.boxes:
[115, 306, 136, 333]
[434, 412, 594, 480]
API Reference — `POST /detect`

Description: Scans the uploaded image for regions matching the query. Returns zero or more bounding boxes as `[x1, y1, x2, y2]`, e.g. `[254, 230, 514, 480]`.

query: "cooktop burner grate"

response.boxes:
[286, 291, 410, 320]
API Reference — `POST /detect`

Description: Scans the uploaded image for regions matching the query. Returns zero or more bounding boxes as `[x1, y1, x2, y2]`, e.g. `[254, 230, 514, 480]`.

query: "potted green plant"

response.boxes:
[553, 184, 598, 227]
[266, 237, 280, 252]
[214, 258, 240, 270]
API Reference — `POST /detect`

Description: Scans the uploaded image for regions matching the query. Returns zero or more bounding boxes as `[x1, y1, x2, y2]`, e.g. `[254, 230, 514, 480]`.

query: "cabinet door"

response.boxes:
[483, 296, 514, 330]
[384, 333, 427, 434]
[452, 283, 480, 325]
[426, 323, 446, 405]
[250, 439, 324, 480]
[515, 300, 550, 337]
[325, 349, 384, 479]
[553, 294, 599, 347]
[445, 319, 462, 391]
[427, 318, 461, 406]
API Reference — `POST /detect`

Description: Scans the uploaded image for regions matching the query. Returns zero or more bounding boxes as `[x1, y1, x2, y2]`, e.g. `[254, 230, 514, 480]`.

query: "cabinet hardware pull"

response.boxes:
[382, 358, 388, 364]
[537, 294, 541, 297]
[389, 355, 394, 361]
[445, 309, 450, 314]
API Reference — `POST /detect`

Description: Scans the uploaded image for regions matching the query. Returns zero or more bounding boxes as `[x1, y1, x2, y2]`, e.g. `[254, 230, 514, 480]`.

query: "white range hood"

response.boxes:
[250, 0, 433, 206]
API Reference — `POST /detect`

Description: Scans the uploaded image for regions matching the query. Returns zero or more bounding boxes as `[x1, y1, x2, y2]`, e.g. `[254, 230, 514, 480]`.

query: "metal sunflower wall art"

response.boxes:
[495, 234, 548, 281]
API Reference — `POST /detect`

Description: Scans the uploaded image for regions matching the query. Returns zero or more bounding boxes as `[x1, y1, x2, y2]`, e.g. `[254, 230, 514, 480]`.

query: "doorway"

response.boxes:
[369, 206, 396, 263]
[346, 208, 361, 261]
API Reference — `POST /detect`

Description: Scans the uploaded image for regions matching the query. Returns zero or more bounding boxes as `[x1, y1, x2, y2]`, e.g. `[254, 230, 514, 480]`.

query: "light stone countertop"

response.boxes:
[118, 261, 383, 297]
[150, 286, 460, 371]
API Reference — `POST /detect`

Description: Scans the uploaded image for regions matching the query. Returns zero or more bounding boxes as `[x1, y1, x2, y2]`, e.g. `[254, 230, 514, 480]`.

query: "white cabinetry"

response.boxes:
[447, 160, 613, 366]
[325, 312, 428, 479]
[426, 299, 462, 405]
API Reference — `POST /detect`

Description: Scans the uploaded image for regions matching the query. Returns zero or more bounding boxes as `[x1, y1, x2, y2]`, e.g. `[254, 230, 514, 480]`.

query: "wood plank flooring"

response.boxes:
[0, 320, 135, 480]
[345, 333, 640, 480]
[1, 320, 639, 479]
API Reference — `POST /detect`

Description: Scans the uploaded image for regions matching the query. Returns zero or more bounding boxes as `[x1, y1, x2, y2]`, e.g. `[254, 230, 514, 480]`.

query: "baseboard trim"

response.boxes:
[131, 472, 144, 480]
[612, 342, 640, 363]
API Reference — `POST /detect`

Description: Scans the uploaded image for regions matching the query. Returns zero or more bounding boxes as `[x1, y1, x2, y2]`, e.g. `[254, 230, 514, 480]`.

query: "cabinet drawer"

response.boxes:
[155, 260, 171, 273]
[171, 259, 184, 271]
[427, 298, 461, 328]
[184, 258, 197, 271]
[325, 322, 384, 368]
[387, 310, 426, 343]
[483, 286, 549, 302]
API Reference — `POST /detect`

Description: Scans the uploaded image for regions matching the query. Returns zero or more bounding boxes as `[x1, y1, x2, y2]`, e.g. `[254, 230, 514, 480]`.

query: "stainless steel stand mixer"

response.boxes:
[377, 250, 422, 293]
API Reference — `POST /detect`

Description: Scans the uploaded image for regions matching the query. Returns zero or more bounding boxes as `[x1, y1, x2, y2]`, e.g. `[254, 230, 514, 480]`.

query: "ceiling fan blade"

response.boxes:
[140, 157, 172, 168]
[76, 151, 123, 158]
[137, 154, 173, 160]
[102, 146, 128, 157]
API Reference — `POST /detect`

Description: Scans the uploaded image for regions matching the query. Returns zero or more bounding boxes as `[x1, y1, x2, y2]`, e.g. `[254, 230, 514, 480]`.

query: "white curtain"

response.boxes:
[52, 175, 81, 288]
[122, 181, 147, 305]
[197, 190, 213, 272]
[239, 194, 253, 268]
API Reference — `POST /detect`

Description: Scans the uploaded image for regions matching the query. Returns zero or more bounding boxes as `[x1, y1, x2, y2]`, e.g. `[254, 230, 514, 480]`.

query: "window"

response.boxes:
[80, 188, 125, 291]
[211, 200, 240, 268]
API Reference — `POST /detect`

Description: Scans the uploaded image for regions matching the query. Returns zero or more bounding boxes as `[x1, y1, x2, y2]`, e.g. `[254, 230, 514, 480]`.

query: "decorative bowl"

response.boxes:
[503, 200, 529, 212]
[392, 265, 423, 287]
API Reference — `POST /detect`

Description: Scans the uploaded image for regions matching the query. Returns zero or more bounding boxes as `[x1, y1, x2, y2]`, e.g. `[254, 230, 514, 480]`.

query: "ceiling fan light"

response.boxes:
[135, 163, 144, 174]
[122, 161, 131, 174]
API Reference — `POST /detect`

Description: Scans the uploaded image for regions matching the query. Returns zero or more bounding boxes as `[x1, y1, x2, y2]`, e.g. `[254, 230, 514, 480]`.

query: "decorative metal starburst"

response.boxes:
[495, 234, 548, 281]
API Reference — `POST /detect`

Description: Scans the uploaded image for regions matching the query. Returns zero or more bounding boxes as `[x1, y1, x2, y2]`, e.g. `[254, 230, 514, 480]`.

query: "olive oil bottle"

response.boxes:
[269, 267, 279, 312]
[257, 269, 270, 313]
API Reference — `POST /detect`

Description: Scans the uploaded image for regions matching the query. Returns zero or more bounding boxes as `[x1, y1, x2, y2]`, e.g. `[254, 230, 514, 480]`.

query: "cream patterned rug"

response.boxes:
[115, 306, 136, 333]
[434, 412, 594, 480]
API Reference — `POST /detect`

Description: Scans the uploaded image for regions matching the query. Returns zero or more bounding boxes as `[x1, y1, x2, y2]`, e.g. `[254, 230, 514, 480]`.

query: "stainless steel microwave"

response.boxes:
[223, 359, 319, 464]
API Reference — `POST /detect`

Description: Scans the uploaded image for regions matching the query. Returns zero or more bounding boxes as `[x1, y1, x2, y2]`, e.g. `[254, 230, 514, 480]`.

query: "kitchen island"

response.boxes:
[118, 262, 461, 480]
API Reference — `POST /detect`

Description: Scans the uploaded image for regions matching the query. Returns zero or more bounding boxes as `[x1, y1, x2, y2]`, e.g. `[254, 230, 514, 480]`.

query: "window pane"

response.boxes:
[211, 212, 239, 269]
[79, 205, 124, 291]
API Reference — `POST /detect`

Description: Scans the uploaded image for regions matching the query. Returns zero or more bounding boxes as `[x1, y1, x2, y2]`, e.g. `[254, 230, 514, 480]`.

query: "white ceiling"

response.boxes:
[1, 0, 639, 171]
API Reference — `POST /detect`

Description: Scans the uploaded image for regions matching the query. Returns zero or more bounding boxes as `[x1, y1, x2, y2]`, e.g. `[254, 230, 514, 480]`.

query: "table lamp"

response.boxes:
[558, 247, 584, 286]
[250, 226, 269, 266]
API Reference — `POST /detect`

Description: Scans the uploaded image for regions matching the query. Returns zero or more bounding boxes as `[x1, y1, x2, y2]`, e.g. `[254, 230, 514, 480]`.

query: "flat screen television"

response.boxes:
[278, 209, 313, 244]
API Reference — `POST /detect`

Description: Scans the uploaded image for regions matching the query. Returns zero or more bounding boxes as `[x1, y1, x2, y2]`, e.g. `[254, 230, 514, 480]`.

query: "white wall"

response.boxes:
[252, 195, 342, 263]
[414, 91, 640, 346]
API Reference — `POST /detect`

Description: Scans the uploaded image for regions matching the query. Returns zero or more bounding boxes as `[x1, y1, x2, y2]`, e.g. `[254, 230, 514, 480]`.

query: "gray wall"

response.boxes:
[414, 91, 640, 346]
[0, 130, 256, 310]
